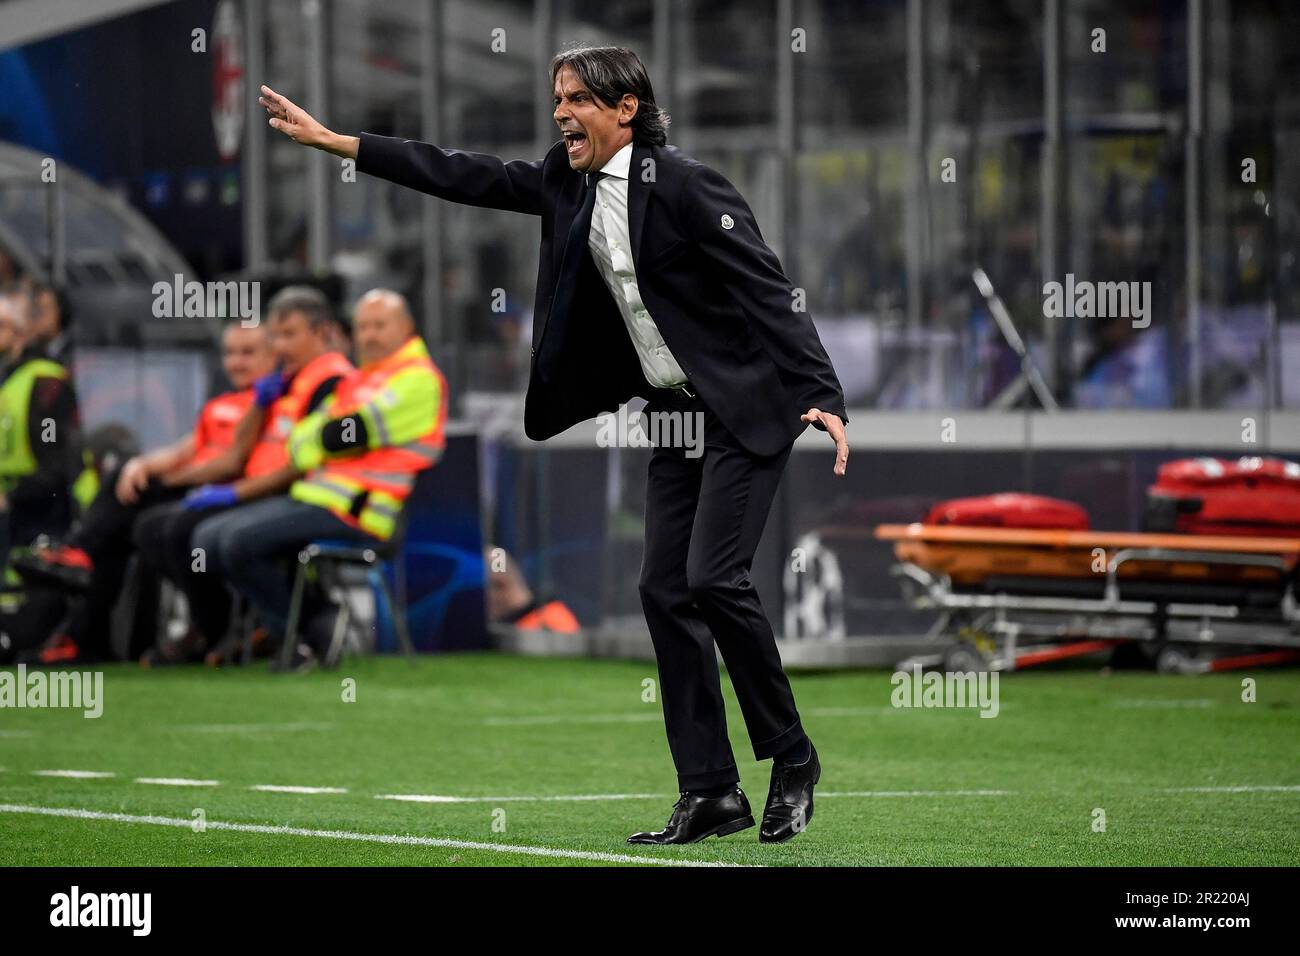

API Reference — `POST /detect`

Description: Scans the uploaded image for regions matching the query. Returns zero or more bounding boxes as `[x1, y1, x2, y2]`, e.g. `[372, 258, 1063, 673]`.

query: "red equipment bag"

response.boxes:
[923, 493, 1090, 530]
[1144, 456, 1300, 537]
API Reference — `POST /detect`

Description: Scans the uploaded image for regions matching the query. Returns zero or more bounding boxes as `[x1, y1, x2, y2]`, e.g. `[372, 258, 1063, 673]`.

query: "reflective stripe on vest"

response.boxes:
[292, 475, 404, 540]
[290, 338, 446, 539]
[323, 439, 443, 494]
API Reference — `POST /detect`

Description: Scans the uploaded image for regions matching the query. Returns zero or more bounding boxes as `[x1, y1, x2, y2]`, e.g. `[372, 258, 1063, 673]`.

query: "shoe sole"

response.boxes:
[627, 814, 755, 846]
[12, 565, 91, 592]
[705, 814, 756, 841]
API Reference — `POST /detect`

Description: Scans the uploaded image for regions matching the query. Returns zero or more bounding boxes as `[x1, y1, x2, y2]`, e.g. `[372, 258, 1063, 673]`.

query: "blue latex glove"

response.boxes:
[253, 370, 288, 408]
[183, 484, 239, 511]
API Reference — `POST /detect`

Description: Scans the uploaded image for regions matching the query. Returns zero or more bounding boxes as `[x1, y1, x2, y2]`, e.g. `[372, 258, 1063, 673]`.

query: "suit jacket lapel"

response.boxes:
[548, 142, 651, 292]
[551, 170, 585, 279]
[627, 141, 651, 266]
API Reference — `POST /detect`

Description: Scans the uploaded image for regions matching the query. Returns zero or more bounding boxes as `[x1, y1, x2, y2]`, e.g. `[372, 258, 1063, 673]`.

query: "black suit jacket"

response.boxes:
[356, 133, 848, 457]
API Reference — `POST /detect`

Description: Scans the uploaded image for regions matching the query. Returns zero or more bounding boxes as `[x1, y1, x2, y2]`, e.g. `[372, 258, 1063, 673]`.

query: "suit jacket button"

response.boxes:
[530, 347, 536, 356]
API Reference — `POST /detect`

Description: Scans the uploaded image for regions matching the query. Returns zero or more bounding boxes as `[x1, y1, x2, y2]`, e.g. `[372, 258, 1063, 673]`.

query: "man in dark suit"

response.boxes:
[261, 44, 849, 845]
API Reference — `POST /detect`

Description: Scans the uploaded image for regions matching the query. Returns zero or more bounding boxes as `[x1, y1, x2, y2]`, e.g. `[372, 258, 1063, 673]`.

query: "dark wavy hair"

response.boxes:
[266, 285, 334, 331]
[549, 45, 670, 146]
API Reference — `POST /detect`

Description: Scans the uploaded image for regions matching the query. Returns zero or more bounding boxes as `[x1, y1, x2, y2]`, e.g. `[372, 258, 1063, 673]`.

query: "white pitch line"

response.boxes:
[32, 769, 115, 779]
[1161, 785, 1300, 794]
[0, 804, 749, 867]
[1110, 699, 1215, 709]
[482, 713, 662, 726]
[0, 730, 35, 738]
[251, 785, 348, 794]
[819, 789, 1013, 798]
[482, 707, 932, 725]
[135, 777, 220, 788]
[175, 721, 335, 734]
[376, 792, 664, 804]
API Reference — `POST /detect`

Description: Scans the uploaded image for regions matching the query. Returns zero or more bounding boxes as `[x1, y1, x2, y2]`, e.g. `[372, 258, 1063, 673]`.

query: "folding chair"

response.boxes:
[279, 468, 436, 669]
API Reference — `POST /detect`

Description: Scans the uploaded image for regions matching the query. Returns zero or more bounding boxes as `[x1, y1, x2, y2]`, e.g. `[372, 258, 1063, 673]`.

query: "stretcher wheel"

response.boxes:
[1155, 644, 1197, 675]
[1107, 641, 1155, 670]
[943, 641, 991, 673]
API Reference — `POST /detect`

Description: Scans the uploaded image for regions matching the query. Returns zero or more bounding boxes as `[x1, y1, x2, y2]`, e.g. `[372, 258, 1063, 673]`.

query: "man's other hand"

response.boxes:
[116, 456, 150, 505]
[259, 85, 358, 159]
[800, 408, 848, 476]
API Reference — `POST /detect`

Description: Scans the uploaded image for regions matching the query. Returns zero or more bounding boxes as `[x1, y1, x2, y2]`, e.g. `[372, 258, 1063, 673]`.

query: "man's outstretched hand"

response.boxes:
[259, 85, 358, 159]
[801, 408, 849, 476]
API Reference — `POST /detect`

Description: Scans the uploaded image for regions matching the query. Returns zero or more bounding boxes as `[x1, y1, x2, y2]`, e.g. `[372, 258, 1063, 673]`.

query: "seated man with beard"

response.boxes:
[133, 286, 354, 666]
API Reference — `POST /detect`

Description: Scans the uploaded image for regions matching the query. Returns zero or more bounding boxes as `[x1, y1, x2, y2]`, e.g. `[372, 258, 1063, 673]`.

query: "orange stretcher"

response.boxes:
[873, 523, 1300, 673]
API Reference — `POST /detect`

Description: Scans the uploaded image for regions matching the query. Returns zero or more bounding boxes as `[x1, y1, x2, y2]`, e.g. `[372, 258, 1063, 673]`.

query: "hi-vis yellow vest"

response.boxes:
[289, 336, 446, 540]
[0, 357, 67, 489]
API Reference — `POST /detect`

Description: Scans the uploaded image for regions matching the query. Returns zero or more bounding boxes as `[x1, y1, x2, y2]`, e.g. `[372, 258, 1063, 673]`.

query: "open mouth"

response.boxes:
[563, 129, 588, 157]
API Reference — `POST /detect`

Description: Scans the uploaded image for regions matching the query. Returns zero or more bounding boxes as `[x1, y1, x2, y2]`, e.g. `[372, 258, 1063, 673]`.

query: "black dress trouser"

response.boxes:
[66, 466, 185, 656]
[133, 500, 236, 643]
[637, 386, 807, 792]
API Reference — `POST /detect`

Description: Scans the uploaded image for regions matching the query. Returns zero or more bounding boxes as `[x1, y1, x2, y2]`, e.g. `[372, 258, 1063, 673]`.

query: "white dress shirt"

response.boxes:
[586, 141, 688, 389]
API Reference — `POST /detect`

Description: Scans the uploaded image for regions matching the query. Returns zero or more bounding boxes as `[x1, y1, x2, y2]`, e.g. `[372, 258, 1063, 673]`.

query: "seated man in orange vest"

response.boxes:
[192, 289, 446, 669]
[132, 286, 354, 664]
[16, 319, 275, 664]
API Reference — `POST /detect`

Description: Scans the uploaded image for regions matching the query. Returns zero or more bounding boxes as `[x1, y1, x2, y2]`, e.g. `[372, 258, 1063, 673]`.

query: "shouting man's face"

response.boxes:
[553, 64, 638, 173]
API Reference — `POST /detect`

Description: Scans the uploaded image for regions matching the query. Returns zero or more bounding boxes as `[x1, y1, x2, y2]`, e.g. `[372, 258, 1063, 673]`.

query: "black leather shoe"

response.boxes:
[627, 788, 755, 845]
[760, 742, 821, 843]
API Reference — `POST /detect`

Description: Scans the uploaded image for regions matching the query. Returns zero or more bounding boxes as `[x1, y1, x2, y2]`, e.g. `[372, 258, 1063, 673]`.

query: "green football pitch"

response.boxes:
[1, 655, 1297, 866]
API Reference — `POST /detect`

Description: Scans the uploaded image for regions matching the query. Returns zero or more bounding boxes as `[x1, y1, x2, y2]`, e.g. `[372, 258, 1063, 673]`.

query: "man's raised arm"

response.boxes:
[260, 85, 548, 216]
